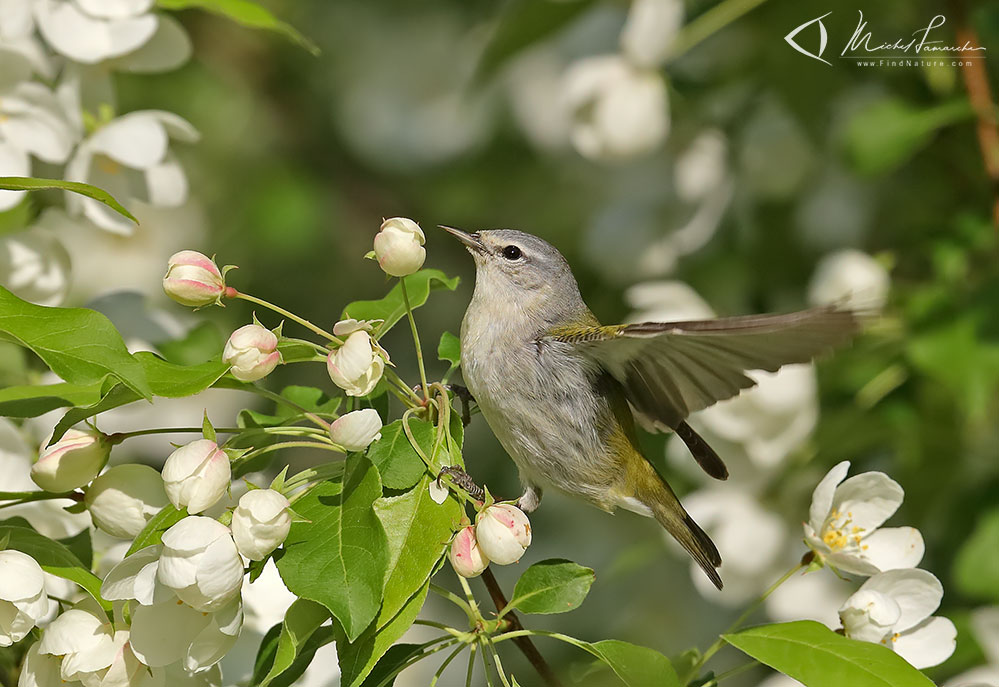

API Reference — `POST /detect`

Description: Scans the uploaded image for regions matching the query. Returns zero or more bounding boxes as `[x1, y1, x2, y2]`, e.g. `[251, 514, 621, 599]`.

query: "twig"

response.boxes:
[481, 568, 562, 687]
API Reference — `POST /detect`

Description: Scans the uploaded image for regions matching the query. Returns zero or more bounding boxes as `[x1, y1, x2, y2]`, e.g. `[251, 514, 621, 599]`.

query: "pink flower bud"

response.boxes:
[329, 409, 383, 452]
[475, 504, 532, 565]
[223, 324, 281, 382]
[30, 429, 109, 492]
[327, 331, 385, 397]
[162, 250, 225, 307]
[161, 439, 231, 514]
[373, 217, 426, 277]
[449, 526, 489, 578]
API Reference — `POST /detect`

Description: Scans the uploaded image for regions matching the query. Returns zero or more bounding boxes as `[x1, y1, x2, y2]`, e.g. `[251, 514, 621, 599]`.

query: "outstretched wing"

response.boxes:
[548, 306, 861, 431]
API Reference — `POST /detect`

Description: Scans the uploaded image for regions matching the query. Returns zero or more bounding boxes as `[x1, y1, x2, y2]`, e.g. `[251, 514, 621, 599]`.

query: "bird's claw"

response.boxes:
[438, 466, 485, 501]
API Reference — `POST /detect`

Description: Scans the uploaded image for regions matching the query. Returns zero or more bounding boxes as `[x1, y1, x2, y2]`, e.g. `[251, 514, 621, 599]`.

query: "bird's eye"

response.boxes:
[502, 245, 522, 260]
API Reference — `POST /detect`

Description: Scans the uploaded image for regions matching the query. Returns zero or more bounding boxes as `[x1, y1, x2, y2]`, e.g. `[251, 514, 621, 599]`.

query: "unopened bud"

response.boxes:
[223, 324, 281, 382]
[231, 489, 291, 561]
[475, 504, 532, 565]
[162, 250, 226, 307]
[161, 439, 231, 514]
[31, 429, 109, 492]
[329, 409, 383, 452]
[449, 526, 489, 578]
[373, 218, 426, 277]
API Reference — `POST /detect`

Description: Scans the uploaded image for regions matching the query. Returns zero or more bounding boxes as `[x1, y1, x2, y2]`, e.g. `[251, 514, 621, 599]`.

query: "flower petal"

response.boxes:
[861, 527, 925, 572]
[91, 111, 168, 168]
[808, 461, 850, 533]
[100, 545, 161, 604]
[116, 14, 191, 73]
[832, 471, 904, 533]
[894, 616, 957, 669]
[129, 600, 210, 668]
[859, 568, 942, 631]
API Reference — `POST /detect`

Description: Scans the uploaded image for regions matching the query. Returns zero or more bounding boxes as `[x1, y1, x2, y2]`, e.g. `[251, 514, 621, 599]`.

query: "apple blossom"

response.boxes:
[231, 489, 291, 561]
[373, 217, 426, 277]
[162, 250, 227, 308]
[809, 249, 890, 311]
[30, 428, 109, 492]
[36, 607, 118, 684]
[33, 0, 158, 64]
[328, 408, 383, 452]
[449, 526, 489, 578]
[0, 228, 71, 306]
[0, 550, 49, 646]
[332, 317, 379, 337]
[620, 0, 683, 68]
[805, 461, 924, 576]
[157, 516, 244, 611]
[327, 330, 385, 397]
[16, 641, 64, 687]
[222, 323, 281, 382]
[101, 544, 168, 606]
[85, 463, 169, 538]
[475, 504, 532, 565]
[129, 595, 242, 672]
[0, 81, 76, 167]
[839, 569, 956, 669]
[562, 55, 668, 160]
[161, 438, 231, 514]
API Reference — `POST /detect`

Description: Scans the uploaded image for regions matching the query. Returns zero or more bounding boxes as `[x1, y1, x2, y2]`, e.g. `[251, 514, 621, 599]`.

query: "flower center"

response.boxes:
[822, 508, 868, 552]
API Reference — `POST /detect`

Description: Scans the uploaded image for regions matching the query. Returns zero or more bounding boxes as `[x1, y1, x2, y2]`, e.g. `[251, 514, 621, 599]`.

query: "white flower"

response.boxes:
[449, 526, 489, 578]
[839, 569, 956, 669]
[0, 228, 71, 306]
[945, 606, 999, 687]
[0, 81, 77, 166]
[809, 249, 890, 311]
[620, 0, 683, 68]
[130, 595, 242, 672]
[157, 516, 244, 611]
[33, 0, 158, 64]
[101, 544, 170, 606]
[162, 250, 227, 308]
[239, 559, 296, 634]
[562, 55, 668, 160]
[17, 641, 65, 687]
[332, 318, 379, 337]
[65, 110, 199, 234]
[161, 439, 231, 514]
[0, 139, 31, 211]
[85, 463, 169, 538]
[326, 330, 385, 397]
[328, 409, 383, 452]
[222, 324, 281, 382]
[31, 429, 109, 492]
[231, 489, 291, 561]
[0, 550, 49, 646]
[625, 280, 716, 323]
[675, 129, 728, 203]
[804, 461, 924, 575]
[37, 607, 118, 683]
[373, 217, 426, 277]
[765, 566, 854, 629]
[475, 504, 532, 565]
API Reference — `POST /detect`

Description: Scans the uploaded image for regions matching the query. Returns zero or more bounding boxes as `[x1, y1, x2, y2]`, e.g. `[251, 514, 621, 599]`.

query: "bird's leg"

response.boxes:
[438, 465, 485, 501]
[445, 384, 475, 427]
[517, 485, 543, 513]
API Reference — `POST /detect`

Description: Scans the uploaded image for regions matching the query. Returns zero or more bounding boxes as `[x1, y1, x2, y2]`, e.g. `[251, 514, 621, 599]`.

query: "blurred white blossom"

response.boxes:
[620, 0, 683, 68]
[945, 606, 999, 687]
[809, 249, 890, 311]
[625, 280, 714, 323]
[33, 0, 158, 64]
[765, 566, 854, 628]
[0, 228, 71, 306]
[675, 130, 728, 203]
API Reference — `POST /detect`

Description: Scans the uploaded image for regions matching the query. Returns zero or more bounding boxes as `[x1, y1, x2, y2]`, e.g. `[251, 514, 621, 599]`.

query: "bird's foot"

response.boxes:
[517, 485, 542, 513]
[438, 466, 485, 501]
[445, 384, 475, 427]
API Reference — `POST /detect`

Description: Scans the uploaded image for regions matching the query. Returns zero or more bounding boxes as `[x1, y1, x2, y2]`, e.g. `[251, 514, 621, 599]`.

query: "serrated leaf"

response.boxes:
[953, 507, 999, 602]
[366, 418, 434, 490]
[156, 0, 319, 55]
[506, 559, 594, 615]
[126, 505, 185, 556]
[374, 476, 462, 625]
[724, 621, 935, 687]
[256, 599, 330, 687]
[0, 518, 110, 611]
[277, 455, 389, 642]
[342, 270, 459, 340]
[0, 176, 136, 223]
[0, 286, 152, 401]
[338, 583, 430, 687]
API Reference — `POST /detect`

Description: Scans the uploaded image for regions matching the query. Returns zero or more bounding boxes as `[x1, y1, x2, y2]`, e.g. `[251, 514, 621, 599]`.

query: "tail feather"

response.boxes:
[676, 421, 728, 480]
[643, 481, 723, 590]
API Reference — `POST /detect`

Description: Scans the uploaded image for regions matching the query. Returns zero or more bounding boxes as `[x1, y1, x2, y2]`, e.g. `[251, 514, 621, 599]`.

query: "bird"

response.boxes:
[442, 226, 861, 589]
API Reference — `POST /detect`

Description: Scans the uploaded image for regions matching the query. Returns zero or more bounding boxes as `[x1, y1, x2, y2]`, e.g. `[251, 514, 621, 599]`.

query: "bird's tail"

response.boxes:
[675, 421, 728, 480]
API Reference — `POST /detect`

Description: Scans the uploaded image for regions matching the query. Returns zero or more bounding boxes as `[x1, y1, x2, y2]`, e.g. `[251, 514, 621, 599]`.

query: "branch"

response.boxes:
[481, 568, 562, 687]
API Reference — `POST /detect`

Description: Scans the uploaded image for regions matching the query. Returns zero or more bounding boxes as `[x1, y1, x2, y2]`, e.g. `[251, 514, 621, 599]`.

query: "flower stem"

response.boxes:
[668, 0, 770, 61]
[399, 276, 430, 402]
[232, 291, 342, 345]
[247, 386, 333, 430]
[0, 490, 77, 510]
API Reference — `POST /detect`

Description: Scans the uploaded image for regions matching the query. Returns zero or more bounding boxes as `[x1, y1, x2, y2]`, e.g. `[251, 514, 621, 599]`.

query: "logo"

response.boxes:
[784, 11, 987, 68]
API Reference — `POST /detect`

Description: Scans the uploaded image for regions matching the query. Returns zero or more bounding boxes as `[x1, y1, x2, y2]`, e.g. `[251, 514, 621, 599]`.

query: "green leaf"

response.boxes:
[338, 583, 430, 687]
[342, 270, 459, 340]
[251, 622, 335, 687]
[374, 476, 462, 625]
[0, 287, 152, 401]
[437, 331, 460, 367]
[156, 0, 319, 55]
[0, 381, 103, 418]
[724, 621, 935, 687]
[256, 599, 330, 687]
[52, 354, 230, 442]
[59, 528, 93, 569]
[954, 507, 999, 602]
[581, 639, 681, 687]
[126, 504, 185, 556]
[475, 0, 596, 82]
[366, 418, 434, 490]
[0, 176, 137, 224]
[277, 455, 389, 642]
[506, 559, 594, 615]
[0, 518, 110, 611]
[354, 643, 423, 687]
[156, 322, 225, 365]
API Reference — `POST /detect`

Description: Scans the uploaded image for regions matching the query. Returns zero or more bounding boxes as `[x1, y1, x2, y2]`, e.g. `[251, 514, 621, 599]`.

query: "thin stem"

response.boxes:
[282, 337, 332, 355]
[431, 643, 468, 687]
[668, 0, 769, 61]
[487, 639, 513, 687]
[465, 643, 478, 687]
[282, 461, 347, 493]
[234, 441, 342, 473]
[457, 575, 483, 623]
[400, 276, 429, 402]
[702, 660, 760, 686]
[371, 637, 459, 687]
[0, 491, 77, 510]
[430, 584, 478, 627]
[232, 291, 342, 344]
[248, 386, 332, 430]
[480, 639, 496, 687]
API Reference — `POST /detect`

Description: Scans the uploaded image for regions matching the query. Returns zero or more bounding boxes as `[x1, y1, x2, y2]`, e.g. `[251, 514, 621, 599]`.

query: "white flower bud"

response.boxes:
[31, 429, 109, 492]
[162, 250, 226, 307]
[85, 463, 170, 538]
[328, 409, 383, 452]
[327, 330, 385, 397]
[156, 516, 244, 611]
[231, 489, 291, 561]
[373, 217, 426, 277]
[0, 550, 49, 647]
[475, 504, 532, 565]
[161, 439, 231, 514]
[222, 323, 281, 382]
[448, 526, 489, 578]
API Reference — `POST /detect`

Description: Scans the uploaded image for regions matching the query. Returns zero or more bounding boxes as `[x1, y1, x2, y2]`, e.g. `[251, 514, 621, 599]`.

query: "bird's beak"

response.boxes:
[439, 225, 485, 254]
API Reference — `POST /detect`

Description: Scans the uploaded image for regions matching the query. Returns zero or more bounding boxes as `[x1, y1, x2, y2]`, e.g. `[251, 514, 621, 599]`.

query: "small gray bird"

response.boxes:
[444, 226, 859, 588]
